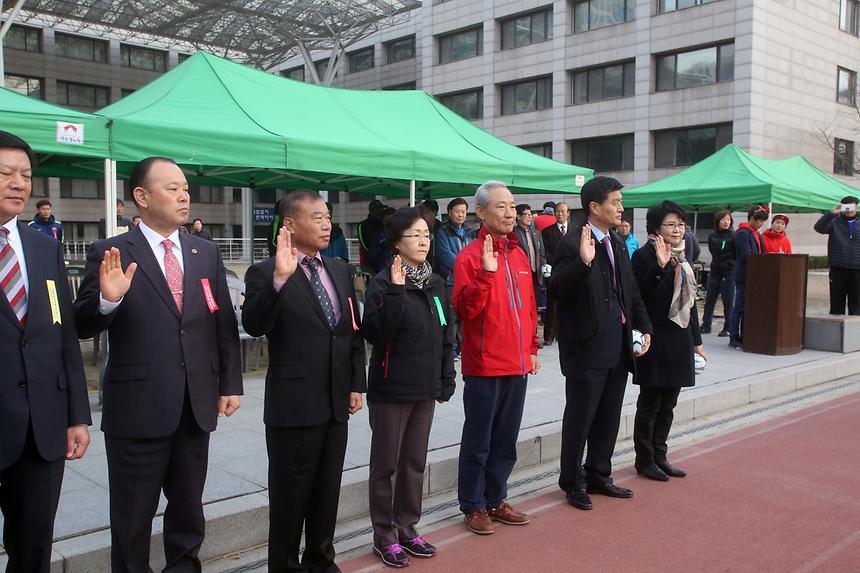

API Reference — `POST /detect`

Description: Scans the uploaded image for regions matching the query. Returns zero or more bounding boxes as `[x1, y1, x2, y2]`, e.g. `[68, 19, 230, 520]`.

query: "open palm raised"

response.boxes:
[99, 247, 137, 303]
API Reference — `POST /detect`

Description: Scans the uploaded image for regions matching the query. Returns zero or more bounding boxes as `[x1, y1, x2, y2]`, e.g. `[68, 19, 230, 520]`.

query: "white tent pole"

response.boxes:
[0, 0, 27, 87]
[768, 201, 773, 225]
[104, 159, 117, 237]
[409, 180, 416, 207]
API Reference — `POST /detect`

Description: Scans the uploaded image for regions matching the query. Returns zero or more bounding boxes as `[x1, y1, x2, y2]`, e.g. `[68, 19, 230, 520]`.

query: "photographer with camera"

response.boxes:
[815, 196, 860, 315]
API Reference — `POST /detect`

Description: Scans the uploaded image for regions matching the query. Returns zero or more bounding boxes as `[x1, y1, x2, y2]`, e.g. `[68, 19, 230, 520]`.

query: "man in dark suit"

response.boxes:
[540, 201, 569, 346]
[74, 156, 243, 572]
[0, 131, 92, 573]
[242, 190, 366, 573]
[99, 199, 134, 238]
[548, 176, 653, 511]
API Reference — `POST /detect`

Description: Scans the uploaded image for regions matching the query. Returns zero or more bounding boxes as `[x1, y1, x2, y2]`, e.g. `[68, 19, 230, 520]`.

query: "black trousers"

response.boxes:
[105, 395, 210, 573]
[829, 267, 860, 315]
[0, 426, 64, 573]
[368, 400, 435, 547]
[267, 418, 347, 573]
[633, 387, 682, 466]
[543, 294, 558, 343]
[559, 362, 629, 493]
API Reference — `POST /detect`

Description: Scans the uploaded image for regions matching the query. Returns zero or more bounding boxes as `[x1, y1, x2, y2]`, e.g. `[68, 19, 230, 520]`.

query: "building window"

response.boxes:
[573, 0, 635, 33]
[121, 88, 135, 98]
[654, 123, 732, 168]
[438, 27, 482, 64]
[386, 36, 415, 63]
[55, 33, 108, 63]
[837, 67, 857, 106]
[120, 44, 167, 72]
[4, 74, 42, 99]
[281, 66, 305, 81]
[189, 184, 223, 204]
[500, 76, 552, 115]
[658, 0, 717, 14]
[834, 138, 855, 176]
[521, 143, 553, 158]
[315, 58, 331, 80]
[500, 8, 553, 50]
[656, 43, 734, 91]
[29, 177, 48, 197]
[572, 60, 634, 104]
[840, 0, 860, 36]
[3, 25, 41, 53]
[383, 82, 417, 90]
[348, 47, 375, 73]
[178, 53, 192, 63]
[349, 192, 375, 202]
[57, 81, 110, 109]
[438, 88, 483, 120]
[60, 178, 105, 199]
[572, 134, 634, 172]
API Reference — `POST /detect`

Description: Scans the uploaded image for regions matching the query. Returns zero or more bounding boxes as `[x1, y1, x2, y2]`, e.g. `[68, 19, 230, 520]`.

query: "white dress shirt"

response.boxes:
[557, 222, 567, 236]
[100, 220, 184, 314]
[1, 216, 29, 295]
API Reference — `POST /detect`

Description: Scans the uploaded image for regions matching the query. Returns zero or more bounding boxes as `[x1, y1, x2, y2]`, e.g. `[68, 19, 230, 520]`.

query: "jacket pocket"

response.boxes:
[274, 364, 308, 379]
[109, 364, 148, 381]
[57, 368, 68, 390]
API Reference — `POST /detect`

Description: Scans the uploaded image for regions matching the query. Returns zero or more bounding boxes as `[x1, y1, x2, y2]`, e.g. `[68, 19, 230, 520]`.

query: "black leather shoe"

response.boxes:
[566, 490, 592, 510]
[587, 482, 634, 498]
[543, 339, 554, 347]
[700, 325, 711, 334]
[728, 336, 743, 349]
[635, 463, 670, 482]
[717, 328, 730, 337]
[656, 460, 687, 478]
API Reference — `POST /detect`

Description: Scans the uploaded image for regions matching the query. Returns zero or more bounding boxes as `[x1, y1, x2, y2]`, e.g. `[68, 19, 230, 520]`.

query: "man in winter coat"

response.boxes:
[728, 206, 768, 348]
[28, 199, 64, 242]
[815, 196, 860, 314]
[453, 181, 539, 536]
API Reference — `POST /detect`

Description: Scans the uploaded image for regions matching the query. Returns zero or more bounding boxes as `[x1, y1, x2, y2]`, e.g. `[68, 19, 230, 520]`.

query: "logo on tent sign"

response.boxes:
[56, 122, 84, 145]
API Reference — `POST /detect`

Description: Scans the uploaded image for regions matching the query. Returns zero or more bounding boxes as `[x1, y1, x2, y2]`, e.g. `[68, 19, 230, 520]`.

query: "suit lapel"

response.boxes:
[180, 234, 200, 322]
[124, 227, 181, 320]
[18, 223, 45, 334]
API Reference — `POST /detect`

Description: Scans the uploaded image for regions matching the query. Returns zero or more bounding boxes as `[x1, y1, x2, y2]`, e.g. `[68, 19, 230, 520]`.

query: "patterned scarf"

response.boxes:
[402, 260, 433, 289]
[668, 244, 698, 328]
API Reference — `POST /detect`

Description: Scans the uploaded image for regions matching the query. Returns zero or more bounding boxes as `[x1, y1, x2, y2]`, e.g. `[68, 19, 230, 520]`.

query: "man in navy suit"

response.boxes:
[74, 157, 242, 572]
[0, 130, 92, 573]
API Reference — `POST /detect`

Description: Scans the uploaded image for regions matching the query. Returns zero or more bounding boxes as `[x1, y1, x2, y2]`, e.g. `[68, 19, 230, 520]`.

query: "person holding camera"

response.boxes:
[631, 201, 706, 482]
[815, 196, 860, 315]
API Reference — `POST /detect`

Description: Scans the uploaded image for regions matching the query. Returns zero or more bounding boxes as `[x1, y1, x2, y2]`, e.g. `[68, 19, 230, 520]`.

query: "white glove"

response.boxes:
[541, 263, 552, 278]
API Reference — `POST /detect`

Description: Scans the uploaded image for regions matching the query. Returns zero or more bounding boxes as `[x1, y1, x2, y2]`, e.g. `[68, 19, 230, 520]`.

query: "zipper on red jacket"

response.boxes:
[502, 241, 526, 376]
[383, 341, 391, 379]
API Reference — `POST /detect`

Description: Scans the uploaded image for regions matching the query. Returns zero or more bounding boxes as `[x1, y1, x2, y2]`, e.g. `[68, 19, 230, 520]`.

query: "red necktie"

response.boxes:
[162, 240, 183, 314]
[0, 227, 28, 326]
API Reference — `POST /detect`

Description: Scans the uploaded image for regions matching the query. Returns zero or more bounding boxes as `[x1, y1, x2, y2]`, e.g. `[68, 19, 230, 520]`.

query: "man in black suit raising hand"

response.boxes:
[243, 191, 366, 573]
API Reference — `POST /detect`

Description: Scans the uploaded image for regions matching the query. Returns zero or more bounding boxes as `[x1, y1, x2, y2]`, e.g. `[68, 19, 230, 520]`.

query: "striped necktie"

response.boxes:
[0, 227, 28, 326]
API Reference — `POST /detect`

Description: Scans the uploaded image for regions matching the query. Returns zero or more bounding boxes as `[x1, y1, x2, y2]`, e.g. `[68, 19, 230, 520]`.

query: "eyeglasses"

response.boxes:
[661, 222, 686, 230]
[401, 232, 433, 241]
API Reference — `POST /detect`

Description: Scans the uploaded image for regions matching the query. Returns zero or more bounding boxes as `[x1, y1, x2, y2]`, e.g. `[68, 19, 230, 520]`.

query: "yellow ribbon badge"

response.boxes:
[46, 279, 62, 325]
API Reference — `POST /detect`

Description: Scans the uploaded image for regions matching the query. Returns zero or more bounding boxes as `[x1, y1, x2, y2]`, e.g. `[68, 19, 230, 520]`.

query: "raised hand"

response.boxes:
[655, 235, 672, 268]
[99, 247, 137, 303]
[579, 225, 595, 265]
[273, 226, 298, 286]
[481, 234, 498, 272]
[391, 255, 405, 285]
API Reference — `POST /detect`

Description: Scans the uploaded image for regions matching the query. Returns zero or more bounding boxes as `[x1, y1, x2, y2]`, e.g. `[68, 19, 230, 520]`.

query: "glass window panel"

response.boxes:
[450, 29, 480, 62]
[834, 139, 855, 175]
[716, 124, 733, 149]
[678, 0, 697, 8]
[675, 47, 717, 88]
[4, 75, 42, 99]
[5, 26, 41, 52]
[591, 137, 624, 171]
[622, 134, 635, 171]
[838, 68, 857, 106]
[521, 143, 552, 158]
[282, 67, 304, 81]
[659, 0, 677, 12]
[589, 0, 626, 30]
[573, 72, 589, 104]
[531, 11, 548, 43]
[349, 48, 374, 73]
[515, 82, 537, 113]
[514, 16, 531, 47]
[572, 141, 588, 166]
[656, 54, 676, 91]
[573, 2, 590, 33]
[676, 127, 716, 166]
[655, 132, 675, 168]
[501, 19, 515, 49]
[389, 37, 414, 62]
[439, 36, 452, 63]
[588, 68, 604, 101]
[502, 84, 516, 115]
[841, 0, 852, 31]
[623, 61, 635, 97]
[603, 64, 624, 99]
[626, 0, 636, 20]
[718, 44, 734, 82]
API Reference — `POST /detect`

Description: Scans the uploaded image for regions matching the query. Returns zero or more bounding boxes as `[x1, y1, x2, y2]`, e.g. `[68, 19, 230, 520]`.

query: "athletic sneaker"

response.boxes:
[400, 535, 437, 558]
[374, 543, 410, 568]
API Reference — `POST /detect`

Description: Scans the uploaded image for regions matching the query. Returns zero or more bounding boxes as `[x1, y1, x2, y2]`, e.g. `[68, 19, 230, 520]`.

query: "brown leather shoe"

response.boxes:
[487, 502, 530, 525]
[464, 509, 496, 535]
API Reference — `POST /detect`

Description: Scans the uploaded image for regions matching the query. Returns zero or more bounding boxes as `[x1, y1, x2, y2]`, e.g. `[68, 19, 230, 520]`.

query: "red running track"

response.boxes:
[342, 392, 860, 573]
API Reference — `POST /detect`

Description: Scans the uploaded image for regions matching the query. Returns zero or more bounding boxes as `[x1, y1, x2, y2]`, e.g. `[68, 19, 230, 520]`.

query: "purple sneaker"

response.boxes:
[374, 543, 410, 568]
[400, 535, 437, 558]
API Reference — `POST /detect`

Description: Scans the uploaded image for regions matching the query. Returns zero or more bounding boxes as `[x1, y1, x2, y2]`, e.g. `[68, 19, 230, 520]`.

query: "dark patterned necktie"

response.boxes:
[303, 257, 337, 329]
[602, 236, 626, 325]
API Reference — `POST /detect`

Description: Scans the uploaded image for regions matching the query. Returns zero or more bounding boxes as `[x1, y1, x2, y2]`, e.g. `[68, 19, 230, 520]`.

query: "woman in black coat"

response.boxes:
[701, 210, 736, 336]
[361, 207, 456, 568]
[632, 201, 707, 482]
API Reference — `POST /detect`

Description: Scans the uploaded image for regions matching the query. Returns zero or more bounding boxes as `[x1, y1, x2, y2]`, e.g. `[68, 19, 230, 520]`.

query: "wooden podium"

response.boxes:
[743, 254, 808, 355]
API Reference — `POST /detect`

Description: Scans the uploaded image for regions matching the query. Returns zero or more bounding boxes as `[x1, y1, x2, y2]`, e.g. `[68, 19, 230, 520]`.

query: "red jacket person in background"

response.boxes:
[762, 214, 793, 254]
[453, 180, 539, 536]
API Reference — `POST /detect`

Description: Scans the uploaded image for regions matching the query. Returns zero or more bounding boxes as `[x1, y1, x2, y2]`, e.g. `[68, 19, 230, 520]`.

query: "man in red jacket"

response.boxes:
[453, 180, 540, 536]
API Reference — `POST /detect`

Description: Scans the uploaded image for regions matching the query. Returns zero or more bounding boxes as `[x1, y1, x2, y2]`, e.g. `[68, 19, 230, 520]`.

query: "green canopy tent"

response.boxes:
[623, 144, 859, 213]
[95, 52, 592, 201]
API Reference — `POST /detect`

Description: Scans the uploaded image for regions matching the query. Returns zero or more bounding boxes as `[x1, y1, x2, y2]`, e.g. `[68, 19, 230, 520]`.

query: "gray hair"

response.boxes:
[475, 180, 509, 207]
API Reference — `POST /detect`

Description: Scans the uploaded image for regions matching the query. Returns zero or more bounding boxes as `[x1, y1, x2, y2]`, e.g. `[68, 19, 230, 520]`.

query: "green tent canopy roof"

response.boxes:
[0, 87, 110, 175]
[97, 52, 592, 197]
[623, 144, 859, 212]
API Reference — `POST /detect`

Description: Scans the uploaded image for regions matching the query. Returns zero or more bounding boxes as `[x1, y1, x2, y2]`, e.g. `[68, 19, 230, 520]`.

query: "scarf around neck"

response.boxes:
[402, 260, 433, 289]
[668, 244, 697, 328]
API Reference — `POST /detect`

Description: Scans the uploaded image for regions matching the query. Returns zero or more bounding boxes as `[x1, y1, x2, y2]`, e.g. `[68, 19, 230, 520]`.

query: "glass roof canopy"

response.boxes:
[5, 0, 420, 73]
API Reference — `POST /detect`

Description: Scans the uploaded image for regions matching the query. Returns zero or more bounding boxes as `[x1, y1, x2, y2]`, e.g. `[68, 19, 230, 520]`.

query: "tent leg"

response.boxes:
[242, 187, 253, 262]
[409, 180, 416, 207]
[104, 159, 117, 237]
[767, 201, 773, 224]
